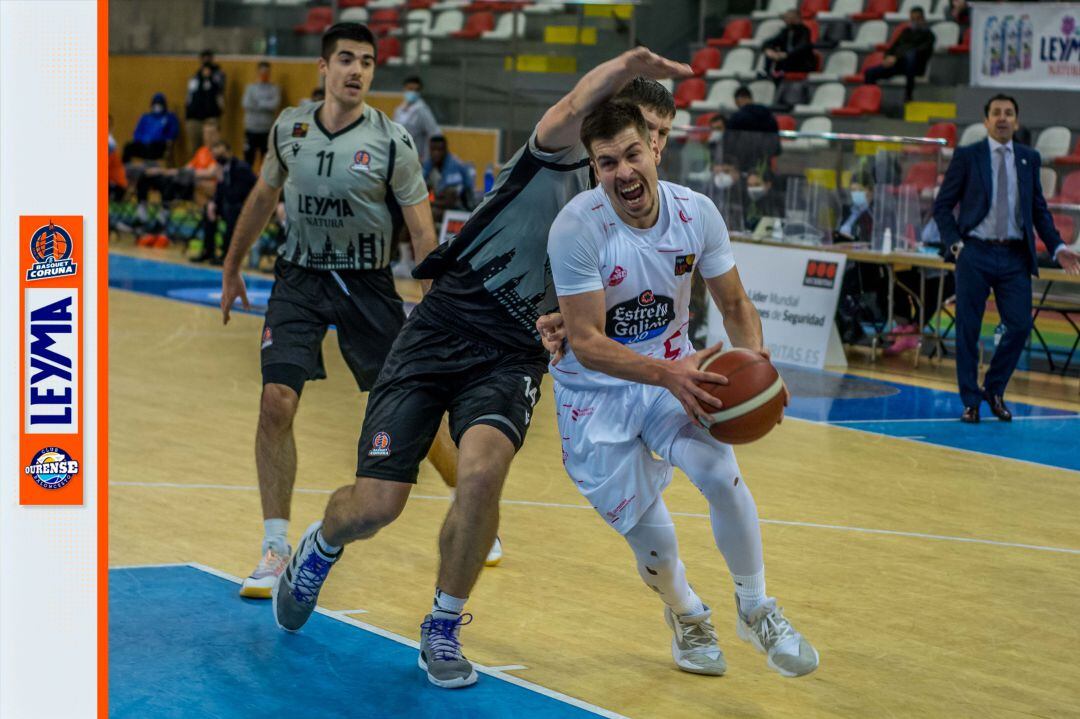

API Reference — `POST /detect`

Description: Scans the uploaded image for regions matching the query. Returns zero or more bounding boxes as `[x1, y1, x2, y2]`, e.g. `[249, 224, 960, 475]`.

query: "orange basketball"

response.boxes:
[696, 348, 786, 444]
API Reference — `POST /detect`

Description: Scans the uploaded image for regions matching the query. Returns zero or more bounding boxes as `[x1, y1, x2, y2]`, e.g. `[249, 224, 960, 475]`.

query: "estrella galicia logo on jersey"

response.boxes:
[674, 254, 696, 276]
[606, 290, 675, 344]
[803, 259, 839, 289]
[292, 122, 309, 138]
[351, 150, 372, 172]
[24, 447, 79, 491]
[368, 431, 391, 457]
[607, 265, 627, 287]
[26, 222, 77, 281]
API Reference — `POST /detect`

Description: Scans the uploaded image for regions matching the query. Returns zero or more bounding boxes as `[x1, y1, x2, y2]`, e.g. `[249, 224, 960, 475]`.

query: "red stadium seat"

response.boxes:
[408, 0, 436, 8]
[801, 0, 830, 19]
[466, 1, 526, 11]
[452, 10, 495, 38]
[776, 114, 797, 131]
[901, 161, 938, 191]
[1050, 171, 1080, 203]
[843, 51, 884, 83]
[376, 36, 401, 65]
[691, 47, 723, 76]
[695, 112, 718, 127]
[369, 8, 401, 35]
[805, 19, 820, 43]
[908, 122, 956, 154]
[1053, 139, 1080, 167]
[294, 7, 334, 35]
[831, 84, 882, 116]
[707, 19, 752, 48]
[877, 22, 908, 51]
[853, 0, 896, 21]
[340, 0, 368, 6]
[948, 27, 971, 54]
[673, 78, 707, 109]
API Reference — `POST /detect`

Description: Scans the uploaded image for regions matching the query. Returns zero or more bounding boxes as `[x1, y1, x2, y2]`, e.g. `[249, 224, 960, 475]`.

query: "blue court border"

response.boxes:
[109, 563, 626, 719]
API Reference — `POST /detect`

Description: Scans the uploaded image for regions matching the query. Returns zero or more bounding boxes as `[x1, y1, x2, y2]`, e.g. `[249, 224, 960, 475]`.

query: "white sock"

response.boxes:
[315, 527, 341, 556]
[732, 568, 767, 615]
[262, 518, 289, 555]
[432, 588, 467, 617]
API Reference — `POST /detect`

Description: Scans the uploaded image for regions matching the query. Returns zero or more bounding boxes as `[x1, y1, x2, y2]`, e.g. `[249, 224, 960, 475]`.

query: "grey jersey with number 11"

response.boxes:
[262, 103, 428, 271]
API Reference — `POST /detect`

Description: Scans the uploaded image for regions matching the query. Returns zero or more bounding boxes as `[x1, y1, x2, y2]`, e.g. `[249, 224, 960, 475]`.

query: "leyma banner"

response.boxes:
[971, 3, 1080, 90]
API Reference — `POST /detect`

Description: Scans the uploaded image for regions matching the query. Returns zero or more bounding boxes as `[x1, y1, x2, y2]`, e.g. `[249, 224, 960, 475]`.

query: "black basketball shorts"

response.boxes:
[260, 257, 406, 394]
[356, 310, 548, 483]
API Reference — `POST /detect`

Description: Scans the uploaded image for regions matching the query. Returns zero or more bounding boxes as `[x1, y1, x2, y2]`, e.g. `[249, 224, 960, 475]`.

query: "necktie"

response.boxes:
[994, 146, 1009, 239]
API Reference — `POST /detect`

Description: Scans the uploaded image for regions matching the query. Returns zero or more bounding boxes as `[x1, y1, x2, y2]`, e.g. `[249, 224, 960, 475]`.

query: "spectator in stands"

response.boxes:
[863, 6, 935, 103]
[424, 135, 474, 223]
[946, 0, 970, 28]
[185, 49, 226, 155]
[108, 115, 127, 201]
[134, 119, 221, 230]
[393, 75, 440, 163]
[242, 61, 281, 166]
[122, 92, 180, 162]
[934, 94, 1079, 423]
[761, 9, 817, 81]
[744, 168, 782, 231]
[723, 86, 781, 173]
[197, 139, 257, 265]
[707, 114, 727, 165]
[834, 180, 873, 243]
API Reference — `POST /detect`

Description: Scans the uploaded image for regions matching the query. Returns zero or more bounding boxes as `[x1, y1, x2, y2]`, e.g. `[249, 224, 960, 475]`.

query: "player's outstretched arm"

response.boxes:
[704, 267, 763, 353]
[401, 198, 438, 294]
[221, 177, 281, 324]
[535, 47, 693, 152]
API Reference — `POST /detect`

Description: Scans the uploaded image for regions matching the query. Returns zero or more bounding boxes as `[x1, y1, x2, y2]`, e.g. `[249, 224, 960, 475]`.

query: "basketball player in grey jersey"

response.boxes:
[271, 47, 696, 689]
[220, 23, 457, 598]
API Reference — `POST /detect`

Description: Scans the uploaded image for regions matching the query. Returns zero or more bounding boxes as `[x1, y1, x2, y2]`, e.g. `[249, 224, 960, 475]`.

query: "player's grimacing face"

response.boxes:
[319, 39, 376, 107]
[590, 126, 661, 226]
[638, 105, 673, 160]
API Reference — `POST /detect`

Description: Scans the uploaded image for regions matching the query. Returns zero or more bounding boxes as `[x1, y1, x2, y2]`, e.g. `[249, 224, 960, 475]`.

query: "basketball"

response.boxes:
[696, 348, 786, 444]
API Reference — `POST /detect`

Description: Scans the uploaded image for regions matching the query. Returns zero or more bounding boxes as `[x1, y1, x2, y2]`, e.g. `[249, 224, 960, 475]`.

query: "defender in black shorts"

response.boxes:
[271, 47, 694, 689]
[219, 23, 456, 599]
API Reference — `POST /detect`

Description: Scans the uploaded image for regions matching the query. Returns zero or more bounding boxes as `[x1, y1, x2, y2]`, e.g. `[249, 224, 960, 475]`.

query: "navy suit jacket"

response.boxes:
[933, 138, 1061, 275]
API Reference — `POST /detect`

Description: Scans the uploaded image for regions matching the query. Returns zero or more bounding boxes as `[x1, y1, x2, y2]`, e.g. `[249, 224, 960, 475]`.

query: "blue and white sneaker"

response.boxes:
[418, 613, 478, 688]
[272, 521, 340, 632]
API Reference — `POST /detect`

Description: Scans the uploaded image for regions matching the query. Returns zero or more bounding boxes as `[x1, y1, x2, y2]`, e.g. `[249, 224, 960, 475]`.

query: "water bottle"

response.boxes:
[882, 227, 893, 254]
[483, 164, 495, 194]
[267, 33, 279, 57]
[1020, 15, 1033, 69]
[994, 322, 1005, 347]
[771, 218, 784, 243]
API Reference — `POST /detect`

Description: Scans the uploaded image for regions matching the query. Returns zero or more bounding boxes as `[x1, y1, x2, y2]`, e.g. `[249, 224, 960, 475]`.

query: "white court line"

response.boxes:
[110, 481, 1080, 556]
[109, 562, 629, 719]
[488, 665, 529, 672]
[826, 414, 1079, 424]
[333, 609, 369, 615]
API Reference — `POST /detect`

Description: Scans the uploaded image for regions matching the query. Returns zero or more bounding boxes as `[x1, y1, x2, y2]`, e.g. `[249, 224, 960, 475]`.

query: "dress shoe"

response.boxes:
[960, 406, 980, 423]
[982, 390, 1012, 422]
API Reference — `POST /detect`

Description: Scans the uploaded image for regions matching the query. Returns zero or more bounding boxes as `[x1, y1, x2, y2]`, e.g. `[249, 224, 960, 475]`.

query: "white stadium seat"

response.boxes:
[740, 19, 784, 48]
[958, 122, 987, 147]
[690, 79, 740, 112]
[840, 20, 887, 50]
[426, 9, 465, 37]
[809, 50, 857, 82]
[705, 47, 756, 80]
[793, 82, 846, 115]
[1035, 126, 1072, 162]
[752, 0, 798, 19]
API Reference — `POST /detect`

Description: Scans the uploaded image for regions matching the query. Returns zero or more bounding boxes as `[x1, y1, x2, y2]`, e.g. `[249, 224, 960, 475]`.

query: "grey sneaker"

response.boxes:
[735, 596, 819, 677]
[272, 521, 340, 632]
[664, 605, 727, 676]
[418, 613, 478, 688]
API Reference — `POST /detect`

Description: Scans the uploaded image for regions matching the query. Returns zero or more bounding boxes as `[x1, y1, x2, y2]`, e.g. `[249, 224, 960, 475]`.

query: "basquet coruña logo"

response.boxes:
[803, 259, 838, 289]
[368, 431, 391, 457]
[24, 447, 79, 491]
[27, 222, 77, 281]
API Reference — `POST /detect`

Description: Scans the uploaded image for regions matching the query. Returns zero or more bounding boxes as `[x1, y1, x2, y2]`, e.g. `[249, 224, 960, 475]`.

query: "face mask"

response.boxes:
[152, 103, 164, 114]
[747, 186, 767, 201]
[404, 90, 419, 104]
[709, 131, 724, 143]
[850, 190, 868, 208]
[713, 173, 734, 190]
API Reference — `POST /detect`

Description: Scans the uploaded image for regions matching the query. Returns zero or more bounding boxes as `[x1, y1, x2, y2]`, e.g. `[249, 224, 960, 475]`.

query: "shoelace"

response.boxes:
[289, 548, 333, 605]
[678, 617, 719, 651]
[755, 605, 798, 650]
[421, 614, 473, 661]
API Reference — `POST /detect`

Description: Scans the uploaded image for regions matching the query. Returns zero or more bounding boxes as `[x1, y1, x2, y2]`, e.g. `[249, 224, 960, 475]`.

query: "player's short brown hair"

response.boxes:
[614, 76, 676, 119]
[581, 101, 650, 156]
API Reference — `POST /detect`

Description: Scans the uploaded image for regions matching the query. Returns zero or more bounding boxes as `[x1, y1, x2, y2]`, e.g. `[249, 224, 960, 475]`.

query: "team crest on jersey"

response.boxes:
[607, 265, 627, 287]
[26, 222, 77, 281]
[674, 254, 696, 276]
[606, 290, 674, 344]
[292, 122, 309, 138]
[261, 326, 273, 349]
[24, 447, 79, 491]
[368, 431, 391, 457]
[351, 150, 372, 171]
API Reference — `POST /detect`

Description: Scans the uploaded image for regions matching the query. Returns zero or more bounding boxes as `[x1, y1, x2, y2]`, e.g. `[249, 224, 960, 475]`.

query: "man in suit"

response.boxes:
[934, 94, 1079, 423]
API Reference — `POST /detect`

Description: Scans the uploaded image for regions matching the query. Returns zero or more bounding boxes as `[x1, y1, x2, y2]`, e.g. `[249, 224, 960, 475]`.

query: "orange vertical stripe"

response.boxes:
[98, 0, 109, 714]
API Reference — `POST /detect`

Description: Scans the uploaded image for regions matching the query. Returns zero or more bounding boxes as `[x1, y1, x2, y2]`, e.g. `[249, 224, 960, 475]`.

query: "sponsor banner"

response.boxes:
[707, 242, 846, 370]
[971, 3, 1080, 90]
[438, 210, 472, 245]
[19, 216, 83, 505]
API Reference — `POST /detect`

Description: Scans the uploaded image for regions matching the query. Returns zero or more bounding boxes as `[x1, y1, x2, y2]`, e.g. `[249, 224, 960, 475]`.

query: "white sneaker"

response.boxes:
[484, 536, 503, 567]
[239, 546, 290, 599]
[664, 605, 727, 676]
[736, 596, 819, 677]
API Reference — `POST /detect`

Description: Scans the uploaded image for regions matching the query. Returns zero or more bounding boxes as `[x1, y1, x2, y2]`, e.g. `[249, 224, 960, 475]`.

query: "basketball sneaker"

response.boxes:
[239, 545, 291, 599]
[272, 521, 340, 632]
[735, 596, 819, 677]
[664, 605, 727, 676]
[418, 613, 478, 688]
[484, 536, 503, 567]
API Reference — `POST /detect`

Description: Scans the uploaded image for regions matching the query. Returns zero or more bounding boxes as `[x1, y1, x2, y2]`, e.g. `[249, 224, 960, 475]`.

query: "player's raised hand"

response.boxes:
[661, 346, 729, 427]
[221, 269, 250, 325]
[622, 47, 694, 81]
[536, 312, 567, 365]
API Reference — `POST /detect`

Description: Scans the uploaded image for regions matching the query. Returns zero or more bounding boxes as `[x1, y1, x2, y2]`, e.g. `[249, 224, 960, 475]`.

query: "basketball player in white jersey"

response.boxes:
[548, 102, 818, 678]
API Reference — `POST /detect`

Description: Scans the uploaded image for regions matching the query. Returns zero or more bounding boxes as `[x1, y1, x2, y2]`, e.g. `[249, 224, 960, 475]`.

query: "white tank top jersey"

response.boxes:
[547, 180, 736, 389]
